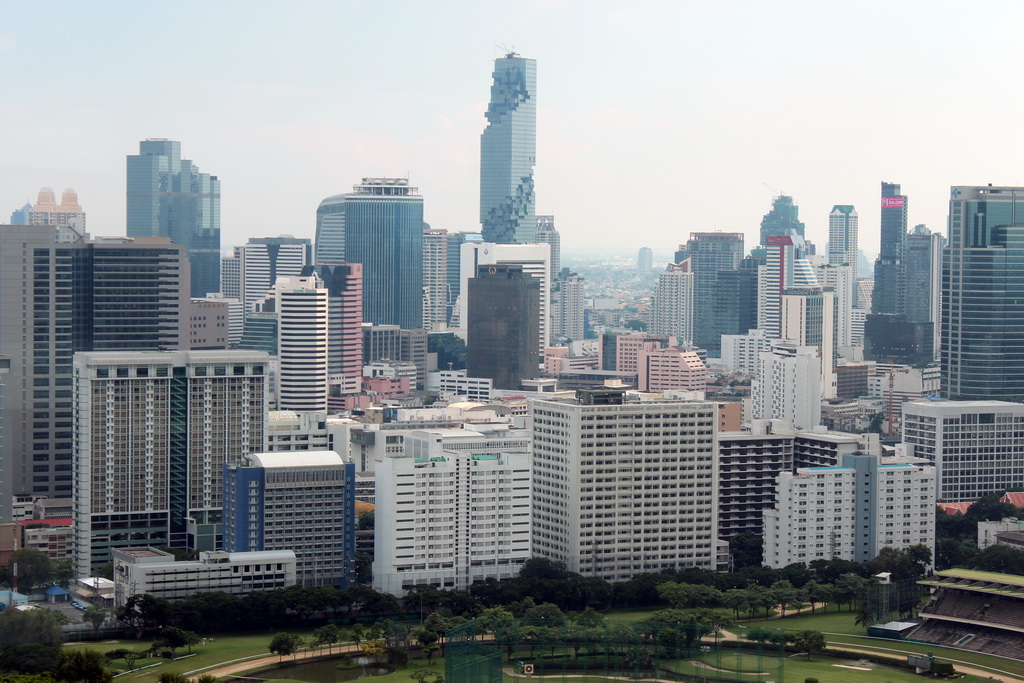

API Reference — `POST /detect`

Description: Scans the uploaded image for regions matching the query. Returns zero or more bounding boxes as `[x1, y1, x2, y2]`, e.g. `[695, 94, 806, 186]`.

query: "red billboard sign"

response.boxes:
[881, 196, 905, 209]
[765, 235, 794, 246]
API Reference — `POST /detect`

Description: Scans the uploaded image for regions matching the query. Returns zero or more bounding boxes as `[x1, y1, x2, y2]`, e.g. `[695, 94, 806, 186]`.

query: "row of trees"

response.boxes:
[656, 575, 873, 619]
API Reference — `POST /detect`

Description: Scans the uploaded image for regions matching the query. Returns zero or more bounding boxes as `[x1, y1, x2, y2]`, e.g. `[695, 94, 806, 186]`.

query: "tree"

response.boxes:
[0, 644, 61, 674]
[54, 649, 112, 683]
[524, 602, 567, 627]
[409, 669, 444, 683]
[723, 589, 751, 619]
[354, 552, 373, 584]
[729, 533, 764, 569]
[313, 624, 340, 653]
[832, 574, 868, 611]
[791, 630, 827, 659]
[657, 582, 724, 610]
[122, 650, 144, 671]
[116, 594, 172, 639]
[801, 581, 833, 614]
[161, 626, 200, 656]
[7, 549, 51, 592]
[82, 606, 108, 636]
[357, 510, 375, 530]
[0, 608, 63, 649]
[51, 560, 75, 589]
[768, 580, 799, 616]
[268, 632, 303, 661]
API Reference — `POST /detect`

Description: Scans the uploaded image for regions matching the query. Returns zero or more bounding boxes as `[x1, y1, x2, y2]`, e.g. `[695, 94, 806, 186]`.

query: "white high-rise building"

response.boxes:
[73, 350, 269, 576]
[459, 242, 551, 354]
[554, 273, 585, 341]
[781, 287, 836, 399]
[828, 205, 858, 268]
[758, 233, 818, 339]
[651, 259, 695, 346]
[752, 341, 822, 430]
[535, 215, 561, 282]
[531, 389, 718, 580]
[274, 275, 329, 412]
[373, 425, 532, 595]
[239, 237, 312, 314]
[816, 264, 855, 349]
[901, 400, 1024, 502]
[764, 452, 935, 568]
[422, 227, 448, 331]
[721, 329, 771, 375]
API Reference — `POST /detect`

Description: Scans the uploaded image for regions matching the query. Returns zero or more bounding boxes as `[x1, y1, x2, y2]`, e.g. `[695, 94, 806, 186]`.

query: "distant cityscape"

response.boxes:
[2, 51, 1024, 630]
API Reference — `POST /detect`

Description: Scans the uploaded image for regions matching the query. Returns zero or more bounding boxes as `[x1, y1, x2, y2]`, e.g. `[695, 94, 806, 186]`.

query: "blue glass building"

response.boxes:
[314, 178, 423, 329]
[480, 53, 537, 244]
[127, 139, 221, 297]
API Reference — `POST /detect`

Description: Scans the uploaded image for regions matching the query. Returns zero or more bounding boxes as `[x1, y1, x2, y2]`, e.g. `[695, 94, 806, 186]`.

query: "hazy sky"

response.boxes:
[3, 1, 1023, 255]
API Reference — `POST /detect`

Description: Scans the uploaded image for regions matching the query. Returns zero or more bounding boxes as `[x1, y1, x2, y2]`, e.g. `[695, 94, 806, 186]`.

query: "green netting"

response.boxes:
[445, 618, 785, 683]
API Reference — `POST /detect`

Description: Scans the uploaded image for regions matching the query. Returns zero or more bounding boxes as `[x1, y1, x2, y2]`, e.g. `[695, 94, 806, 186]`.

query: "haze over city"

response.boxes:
[4, 1, 1024, 250]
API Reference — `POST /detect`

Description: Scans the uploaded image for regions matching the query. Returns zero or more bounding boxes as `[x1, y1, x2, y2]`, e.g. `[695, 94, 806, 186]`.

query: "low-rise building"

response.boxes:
[978, 518, 1024, 550]
[112, 547, 296, 607]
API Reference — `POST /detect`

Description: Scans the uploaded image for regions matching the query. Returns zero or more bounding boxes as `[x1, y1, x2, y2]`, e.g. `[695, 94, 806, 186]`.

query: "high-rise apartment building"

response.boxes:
[223, 451, 355, 588]
[553, 273, 585, 341]
[637, 247, 653, 271]
[758, 234, 818, 339]
[422, 227, 449, 331]
[302, 264, 364, 398]
[480, 52, 537, 244]
[815, 264, 855, 349]
[760, 195, 805, 246]
[902, 400, 1024, 501]
[903, 225, 939, 325]
[73, 350, 268, 575]
[764, 452, 935, 567]
[466, 264, 540, 390]
[27, 187, 86, 232]
[680, 233, 744, 353]
[872, 182, 908, 315]
[273, 276, 329, 412]
[781, 286, 836, 398]
[535, 215, 560, 281]
[827, 205, 858, 268]
[651, 260, 695, 346]
[943, 186, 1024, 401]
[314, 178, 424, 329]
[234, 237, 312, 314]
[531, 389, 718, 579]
[127, 139, 220, 296]
[0, 226, 189, 518]
[752, 341, 822, 430]
[220, 252, 241, 300]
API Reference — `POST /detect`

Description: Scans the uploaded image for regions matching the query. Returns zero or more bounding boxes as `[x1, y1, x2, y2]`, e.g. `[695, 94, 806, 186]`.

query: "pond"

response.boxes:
[257, 657, 394, 682]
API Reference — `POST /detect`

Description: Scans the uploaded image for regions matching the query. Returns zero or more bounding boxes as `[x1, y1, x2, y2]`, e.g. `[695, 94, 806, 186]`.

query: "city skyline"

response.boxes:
[4, 2, 1024, 252]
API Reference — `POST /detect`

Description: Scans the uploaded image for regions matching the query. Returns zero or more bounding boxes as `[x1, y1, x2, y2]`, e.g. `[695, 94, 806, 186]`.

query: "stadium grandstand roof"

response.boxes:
[919, 568, 1024, 596]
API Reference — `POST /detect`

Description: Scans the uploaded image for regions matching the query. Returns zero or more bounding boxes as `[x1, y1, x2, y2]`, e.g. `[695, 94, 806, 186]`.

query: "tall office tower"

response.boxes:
[904, 225, 937, 324]
[752, 341, 822, 430]
[301, 264, 364, 397]
[815, 264, 854, 348]
[759, 195, 805, 246]
[714, 266, 759, 340]
[944, 186, 1024, 401]
[238, 237, 312, 314]
[902, 400, 1024, 501]
[636, 246, 653, 271]
[872, 182, 908, 315]
[827, 205, 858, 267]
[314, 178, 424, 329]
[10, 202, 32, 225]
[374, 426, 532, 595]
[127, 139, 220, 297]
[758, 233, 818, 339]
[422, 227, 449, 331]
[651, 260, 695, 346]
[553, 273, 585, 341]
[531, 389, 718, 579]
[28, 187, 86, 232]
[764, 453, 935, 568]
[480, 52, 537, 244]
[274, 276, 329, 412]
[681, 232, 744, 352]
[929, 230, 944, 357]
[781, 286, 836, 398]
[444, 232, 482, 326]
[73, 350, 268, 575]
[220, 251, 241, 299]
[466, 264, 540, 390]
[223, 451, 355, 588]
[459, 242, 550, 354]
[0, 226, 189, 517]
[361, 325, 427, 390]
[535, 215, 560, 280]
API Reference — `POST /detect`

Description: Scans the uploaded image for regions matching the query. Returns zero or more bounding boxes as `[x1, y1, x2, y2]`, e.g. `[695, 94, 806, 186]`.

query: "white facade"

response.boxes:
[867, 365, 941, 414]
[275, 275, 329, 412]
[531, 392, 718, 580]
[827, 205, 859, 268]
[758, 234, 818, 340]
[239, 237, 311, 314]
[752, 341, 822, 430]
[266, 410, 357, 456]
[112, 547, 296, 607]
[651, 260, 695, 346]
[781, 287, 836, 399]
[422, 228, 448, 331]
[764, 453, 935, 568]
[459, 242, 551, 355]
[554, 274, 585, 341]
[901, 400, 1024, 502]
[433, 369, 494, 402]
[720, 329, 770, 375]
[816, 264, 855, 349]
[373, 428, 531, 595]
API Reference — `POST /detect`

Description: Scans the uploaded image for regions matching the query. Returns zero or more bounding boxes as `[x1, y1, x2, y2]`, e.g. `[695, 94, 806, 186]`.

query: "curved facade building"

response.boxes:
[480, 53, 536, 244]
[314, 178, 423, 329]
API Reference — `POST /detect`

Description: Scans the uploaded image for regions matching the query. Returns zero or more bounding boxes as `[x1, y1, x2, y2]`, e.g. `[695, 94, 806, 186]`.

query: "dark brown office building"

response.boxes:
[466, 264, 540, 390]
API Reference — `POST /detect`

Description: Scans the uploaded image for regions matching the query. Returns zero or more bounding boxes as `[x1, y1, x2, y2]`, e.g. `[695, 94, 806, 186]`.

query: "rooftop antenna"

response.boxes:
[762, 182, 786, 198]
[496, 43, 518, 58]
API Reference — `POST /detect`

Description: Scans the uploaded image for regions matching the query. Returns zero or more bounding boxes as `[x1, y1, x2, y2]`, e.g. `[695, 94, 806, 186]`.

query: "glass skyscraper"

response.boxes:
[314, 178, 423, 329]
[480, 52, 537, 244]
[127, 139, 221, 297]
[942, 185, 1024, 401]
[872, 181, 907, 315]
[759, 195, 805, 247]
